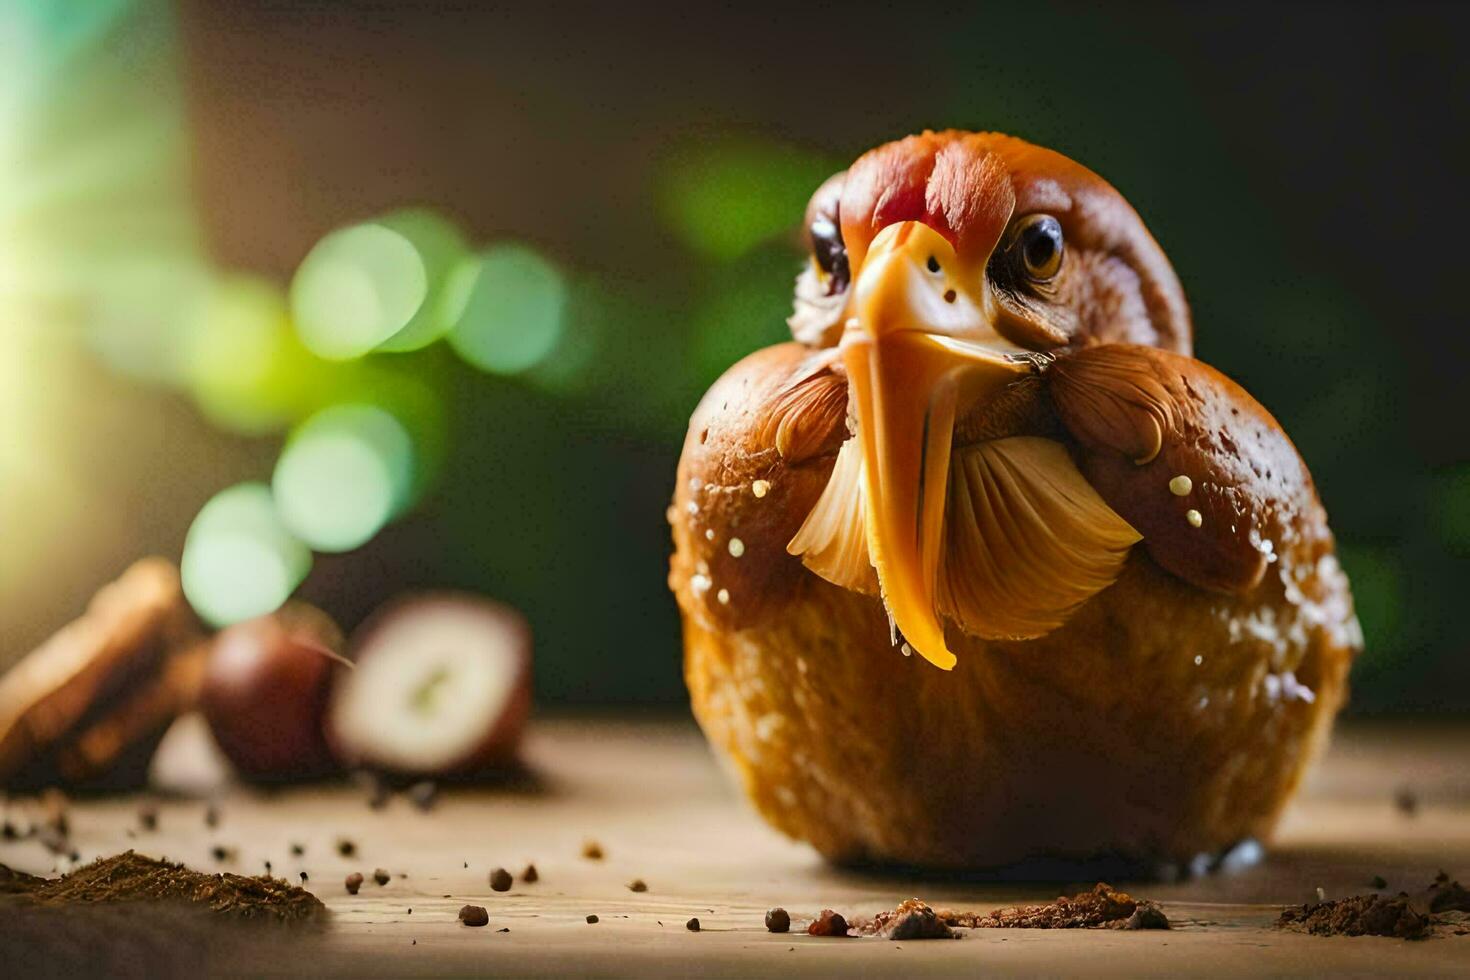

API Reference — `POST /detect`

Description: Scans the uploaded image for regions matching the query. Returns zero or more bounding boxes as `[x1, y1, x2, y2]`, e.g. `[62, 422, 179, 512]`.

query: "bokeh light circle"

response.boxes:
[272, 404, 414, 553]
[182, 483, 312, 627]
[289, 223, 428, 360]
[372, 209, 469, 352]
[444, 244, 567, 375]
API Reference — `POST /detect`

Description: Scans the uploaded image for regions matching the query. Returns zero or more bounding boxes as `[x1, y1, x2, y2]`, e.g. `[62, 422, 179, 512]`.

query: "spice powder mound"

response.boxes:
[853, 883, 1163, 935]
[0, 851, 325, 923]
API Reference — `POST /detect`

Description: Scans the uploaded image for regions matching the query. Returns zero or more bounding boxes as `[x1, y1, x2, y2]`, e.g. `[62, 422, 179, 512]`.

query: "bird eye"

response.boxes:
[1010, 214, 1064, 282]
[809, 216, 850, 295]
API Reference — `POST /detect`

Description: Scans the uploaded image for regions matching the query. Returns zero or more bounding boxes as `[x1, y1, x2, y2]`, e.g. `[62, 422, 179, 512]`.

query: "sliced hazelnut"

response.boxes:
[326, 594, 531, 777]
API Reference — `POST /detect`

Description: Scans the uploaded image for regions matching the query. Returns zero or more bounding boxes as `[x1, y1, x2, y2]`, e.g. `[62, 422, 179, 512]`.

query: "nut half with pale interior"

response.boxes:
[326, 593, 532, 777]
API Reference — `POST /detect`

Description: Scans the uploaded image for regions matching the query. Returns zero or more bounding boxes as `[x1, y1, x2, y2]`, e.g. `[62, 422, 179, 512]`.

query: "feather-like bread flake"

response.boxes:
[937, 437, 1140, 640]
[787, 438, 879, 595]
[1049, 346, 1182, 464]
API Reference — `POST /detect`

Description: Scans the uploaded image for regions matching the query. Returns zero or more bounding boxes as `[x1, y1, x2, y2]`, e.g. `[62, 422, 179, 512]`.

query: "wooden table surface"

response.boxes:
[2, 715, 1468, 977]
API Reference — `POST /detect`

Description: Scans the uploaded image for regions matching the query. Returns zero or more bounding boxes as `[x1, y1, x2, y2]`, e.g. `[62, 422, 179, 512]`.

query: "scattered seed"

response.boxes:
[1169, 475, 1193, 496]
[704, 529, 715, 541]
[1185, 509, 1203, 528]
[582, 840, 604, 861]
[1370, 875, 1388, 890]
[766, 908, 791, 933]
[752, 480, 770, 499]
[1395, 787, 1419, 816]
[346, 872, 364, 894]
[716, 588, 730, 605]
[337, 839, 357, 858]
[204, 805, 220, 829]
[211, 845, 234, 863]
[727, 537, 745, 557]
[490, 868, 513, 892]
[586, 914, 599, 924]
[497, 927, 509, 933]
[408, 781, 438, 812]
[459, 905, 488, 927]
[808, 910, 850, 937]
[300, 872, 309, 883]
[686, 917, 701, 931]
[264, 861, 272, 875]
[290, 843, 305, 857]
[353, 770, 392, 810]
[521, 864, 539, 883]
[1124, 905, 1170, 930]
[374, 868, 391, 886]
[138, 806, 158, 832]
[627, 879, 648, 893]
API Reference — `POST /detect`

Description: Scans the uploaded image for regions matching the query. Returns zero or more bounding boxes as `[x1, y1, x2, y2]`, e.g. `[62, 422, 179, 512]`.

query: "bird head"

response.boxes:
[788, 132, 1191, 668]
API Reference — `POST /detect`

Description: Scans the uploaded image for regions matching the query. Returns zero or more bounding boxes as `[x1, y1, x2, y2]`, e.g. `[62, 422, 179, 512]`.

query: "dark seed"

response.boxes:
[211, 845, 233, 862]
[686, 917, 700, 932]
[204, 805, 220, 829]
[138, 806, 158, 831]
[374, 868, 391, 886]
[521, 863, 538, 883]
[1124, 905, 1170, 930]
[264, 861, 272, 874]
[1394, 787, 1419, 816]
[765, 908, 791, 933]
[300, 872, 309, 883]
[1371, 875, 1388, 890]
[290, 843, 305, 856]
[581, 840, 604, 860]
[408, 781, 438, 811]
[345, 872, 364, 895]
[497, 927, 509, 933]
[457, 904, 488, 926]
[490, 868, 512, 892]
[627, 878, 648, 893]
[586, 914, 599, 924]
[337, 839, 357, 858]
[808, 909, 850, 937]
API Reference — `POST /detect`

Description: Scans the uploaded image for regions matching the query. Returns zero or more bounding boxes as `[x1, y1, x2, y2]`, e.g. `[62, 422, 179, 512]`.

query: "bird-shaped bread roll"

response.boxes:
[670, 131, 1360, 870]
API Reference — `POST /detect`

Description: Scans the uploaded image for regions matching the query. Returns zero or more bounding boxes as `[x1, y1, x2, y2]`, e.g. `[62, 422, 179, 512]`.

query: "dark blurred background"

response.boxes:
[3, 1, 1467, 712]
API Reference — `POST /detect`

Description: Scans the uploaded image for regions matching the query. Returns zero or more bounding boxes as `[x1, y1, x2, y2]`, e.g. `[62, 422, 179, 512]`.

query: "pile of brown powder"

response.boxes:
[945, 882, 1161, 930]
[0, 851, 325, 923]
[853, 883, 1168, 938]
[1276, 893, 1429, 939]
[1276, 872, 1470, 939]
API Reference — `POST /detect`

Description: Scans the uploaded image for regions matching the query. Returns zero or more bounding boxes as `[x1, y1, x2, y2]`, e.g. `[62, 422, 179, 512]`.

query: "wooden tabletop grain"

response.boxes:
[2, 715, 1467, 977]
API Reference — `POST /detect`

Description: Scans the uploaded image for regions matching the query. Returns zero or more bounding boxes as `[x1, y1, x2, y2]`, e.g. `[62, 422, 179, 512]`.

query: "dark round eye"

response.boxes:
[1011, 214, 1064, 281]
[809, 216, 850, 295]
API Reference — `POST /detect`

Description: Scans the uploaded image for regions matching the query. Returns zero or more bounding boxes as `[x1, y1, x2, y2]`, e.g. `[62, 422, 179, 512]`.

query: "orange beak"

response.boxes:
[841, 221, 1030, 669]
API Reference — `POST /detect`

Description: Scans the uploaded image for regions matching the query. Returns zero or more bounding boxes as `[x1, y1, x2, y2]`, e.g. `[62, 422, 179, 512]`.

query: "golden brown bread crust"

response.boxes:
[670, 343, 846, 633]
[673, 343, 1360, 869]
[681, 552, 1354, 868]
[1051, 344, 1317, 595]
